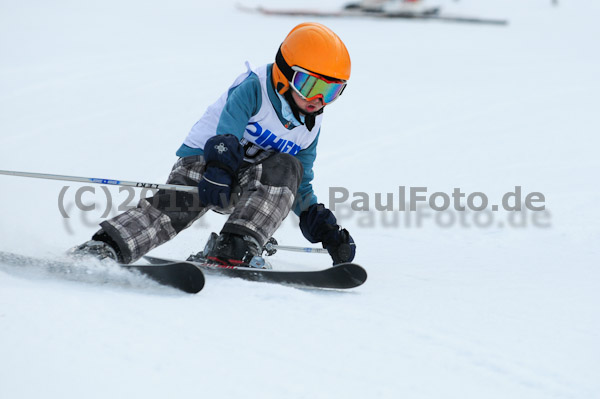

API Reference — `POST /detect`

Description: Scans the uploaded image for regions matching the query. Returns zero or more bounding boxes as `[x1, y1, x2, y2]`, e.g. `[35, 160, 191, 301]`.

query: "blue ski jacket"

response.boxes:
[176, 64, 319, 216]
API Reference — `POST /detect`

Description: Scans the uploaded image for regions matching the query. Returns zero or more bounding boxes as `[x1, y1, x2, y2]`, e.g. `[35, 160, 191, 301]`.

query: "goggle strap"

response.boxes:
[275, 47, 295, 83]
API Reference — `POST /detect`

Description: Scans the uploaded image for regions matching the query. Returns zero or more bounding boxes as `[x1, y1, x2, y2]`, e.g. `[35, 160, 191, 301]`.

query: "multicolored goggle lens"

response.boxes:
[290, 66, 347, 105]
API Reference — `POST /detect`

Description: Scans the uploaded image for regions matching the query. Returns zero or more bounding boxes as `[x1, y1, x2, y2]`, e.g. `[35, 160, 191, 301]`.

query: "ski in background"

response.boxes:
[236, 3, 508, 26]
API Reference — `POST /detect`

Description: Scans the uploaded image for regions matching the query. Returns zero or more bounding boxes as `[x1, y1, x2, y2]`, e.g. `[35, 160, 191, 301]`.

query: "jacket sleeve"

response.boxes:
[293, 130, 320, 216]
[215, 73, 262, 139]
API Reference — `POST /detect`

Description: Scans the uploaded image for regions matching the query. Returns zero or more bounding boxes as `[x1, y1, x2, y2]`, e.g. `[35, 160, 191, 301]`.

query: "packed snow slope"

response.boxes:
[1, 0, 599, 398]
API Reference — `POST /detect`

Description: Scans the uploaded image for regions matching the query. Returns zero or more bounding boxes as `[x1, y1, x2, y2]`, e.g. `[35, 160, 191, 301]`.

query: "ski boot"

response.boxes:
[188, 232, 271, 269]
[68, 231, 122, 262]
[68, 240, 119, 262]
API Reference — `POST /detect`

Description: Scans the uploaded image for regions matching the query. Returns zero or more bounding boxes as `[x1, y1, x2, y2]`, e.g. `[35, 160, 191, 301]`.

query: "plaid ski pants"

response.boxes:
[99, 152, 303, 264]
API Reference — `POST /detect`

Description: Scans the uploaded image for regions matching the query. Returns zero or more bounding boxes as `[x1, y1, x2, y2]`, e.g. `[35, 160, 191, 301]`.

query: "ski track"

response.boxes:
[1, 0, 600, 398]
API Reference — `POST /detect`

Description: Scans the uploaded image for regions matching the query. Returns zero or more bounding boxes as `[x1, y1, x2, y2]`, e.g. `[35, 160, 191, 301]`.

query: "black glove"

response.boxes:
[198, 134, 244, 208]
[299, 203, 356, 265]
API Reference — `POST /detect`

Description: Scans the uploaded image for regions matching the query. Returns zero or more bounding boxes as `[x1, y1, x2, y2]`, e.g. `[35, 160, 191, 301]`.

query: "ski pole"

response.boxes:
[263, 239, 328, 256]
[1, 169, 330, 256]
[0, 170, 197, 193]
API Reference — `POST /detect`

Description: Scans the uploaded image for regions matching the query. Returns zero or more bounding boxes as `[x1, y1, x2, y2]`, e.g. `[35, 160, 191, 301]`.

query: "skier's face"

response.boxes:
[290, 90, 324, 114]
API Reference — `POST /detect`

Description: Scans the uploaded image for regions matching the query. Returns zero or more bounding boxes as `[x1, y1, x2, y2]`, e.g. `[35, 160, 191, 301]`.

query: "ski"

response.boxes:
[0, 251, 204, 294]
[120, 263, 205, 294]
[144, 255, 367, 290]
[236, 4, 508, 26]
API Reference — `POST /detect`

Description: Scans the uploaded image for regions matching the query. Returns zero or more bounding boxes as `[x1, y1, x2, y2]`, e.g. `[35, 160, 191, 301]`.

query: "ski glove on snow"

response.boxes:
[197, 134, 245, 208]
[300, 203, 356, 265]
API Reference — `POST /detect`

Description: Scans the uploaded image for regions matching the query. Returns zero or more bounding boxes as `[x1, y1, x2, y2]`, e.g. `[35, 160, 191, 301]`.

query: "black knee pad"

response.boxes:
[147, 190, 203, 233]
[259, 153, 304, 191]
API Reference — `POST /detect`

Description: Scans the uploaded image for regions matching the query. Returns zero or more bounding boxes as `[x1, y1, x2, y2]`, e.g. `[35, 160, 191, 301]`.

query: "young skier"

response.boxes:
[72, 22, 356, 267]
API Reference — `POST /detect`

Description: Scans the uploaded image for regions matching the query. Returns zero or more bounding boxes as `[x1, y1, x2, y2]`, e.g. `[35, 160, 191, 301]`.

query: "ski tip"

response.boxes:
[335, 263, 367, 287]
[128, 260, 205, 294]
[165, 262, 206, 294]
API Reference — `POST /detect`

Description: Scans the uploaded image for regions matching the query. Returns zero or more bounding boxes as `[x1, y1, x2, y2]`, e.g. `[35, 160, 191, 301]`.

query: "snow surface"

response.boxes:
[1, 0, 599, 398]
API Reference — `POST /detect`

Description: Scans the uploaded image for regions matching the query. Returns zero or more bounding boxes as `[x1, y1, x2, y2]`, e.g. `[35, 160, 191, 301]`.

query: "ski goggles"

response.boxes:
[290, 66, 347, 105]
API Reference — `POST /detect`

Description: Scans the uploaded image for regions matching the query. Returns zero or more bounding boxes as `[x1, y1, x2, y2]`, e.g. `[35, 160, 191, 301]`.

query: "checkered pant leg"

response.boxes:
[100, 155, 209, 264]
[222, 153, 302, 246]
[100, 199, 178, 264]
[224, 181, 295, 245]
[99, 152, 301, 262]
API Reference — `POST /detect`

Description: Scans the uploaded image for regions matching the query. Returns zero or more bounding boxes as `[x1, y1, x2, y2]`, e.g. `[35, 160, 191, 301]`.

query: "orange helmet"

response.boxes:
[273, 22, 351, 95]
